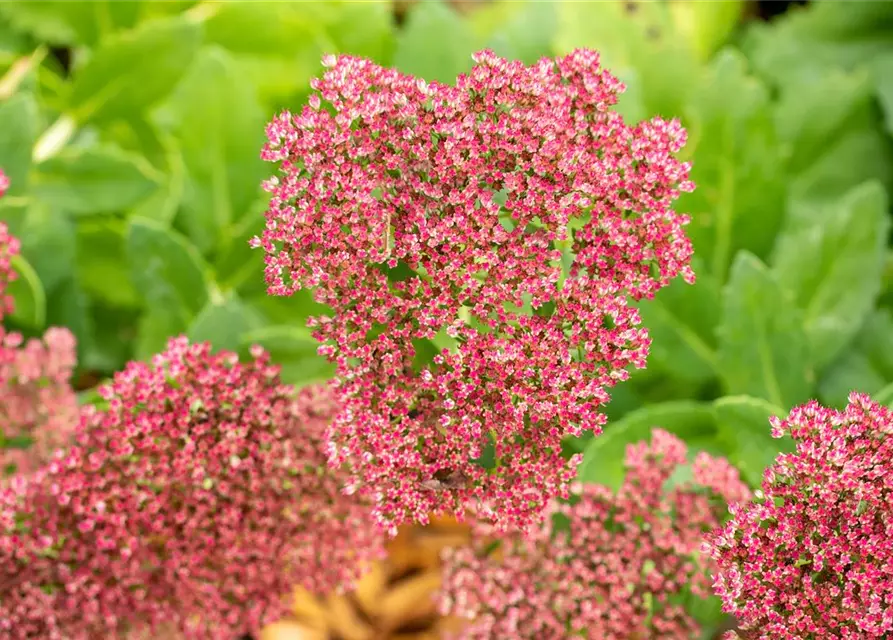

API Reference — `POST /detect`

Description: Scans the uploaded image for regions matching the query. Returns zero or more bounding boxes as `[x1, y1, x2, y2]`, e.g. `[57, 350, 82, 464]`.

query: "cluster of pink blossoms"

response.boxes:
[0, 338, 384, 639]
[0, 168, 9, 198]
[706, 393, 893, 640]
[439, 430, 750, 639]
[254, 49, 695, 533]
[0, 172, 79, 477]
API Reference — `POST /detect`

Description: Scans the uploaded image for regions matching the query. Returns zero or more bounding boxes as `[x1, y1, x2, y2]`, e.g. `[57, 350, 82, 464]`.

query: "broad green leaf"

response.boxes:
[32, 146, 159, 215]
[204, 2, 330, 57]
[772, 182, 889, 369]
[680, 50, 785, 281]
[128, 134, 185, 225]
[126, 217, 211, 318]
[7, 254, 45, 328]
[716, 252, 812, 409]
[238, 325, 334, 385]
[393, 0, 476, 83]
[636, 258, 721, 383]
[161, 47, 266, 255]
[668, 0, 743, 61]
[67, 15, 202, 123]
[468, 0, 556, 65]
[873, 381, 893, 408]
[18, 203, 76, 293]
[83, 302, 139, 373]
[0, 1, 140, 46]
[713, 395, 792, 487]
[818, 309, 893, 408]
[554, 0, 700, 117]
[246, 290, 329, 325]
[578, 401, 716, 490]
[323, 1, 395, 63]
[75, 219, 140, 308]
[134, 306, 189, 362]
[0, 92, 38, 195]
[187, 292, 263, 353]
[44, 276, 93, 367]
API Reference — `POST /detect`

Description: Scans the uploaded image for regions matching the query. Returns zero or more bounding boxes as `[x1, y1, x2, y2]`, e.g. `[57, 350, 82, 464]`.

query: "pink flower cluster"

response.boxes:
[0, 168, 9, 198]
[0, 338, 384, 639]
[0, 174, 79, 477]
[440, 430, 750, 639]
[706, 393, 893, 639]
[254, 49, 695, 533]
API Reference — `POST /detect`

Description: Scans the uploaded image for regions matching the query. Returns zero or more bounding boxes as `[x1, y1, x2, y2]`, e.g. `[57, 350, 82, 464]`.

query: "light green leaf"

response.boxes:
[0, 1, 140, 46]
[67, 15, 202, 123]
[32, 146, 159, 215]
[579, 401, 716, 490]
[772, 182, 889, 369]
[716, 252, 812, 409]
[7, 253, 45, 328]
[0, 92, 38, 195]
[469, 0, 556, 65]
[636, 258, 720, 383]
[187, 292, 263, 353]
[554, 0, 700, 118]
[323, 0, 395, 63]
[204, 2, 330, 57]
[668, 0, 744, 61]
[679, 49, 785, 281]
[126, 217, 211, 319]
[238, 325, 334, 385]
[393, 0, 476, 83]
[713, 395, 791, 487]
[160, 47, 266, 255]
[818, 309, 893, 408]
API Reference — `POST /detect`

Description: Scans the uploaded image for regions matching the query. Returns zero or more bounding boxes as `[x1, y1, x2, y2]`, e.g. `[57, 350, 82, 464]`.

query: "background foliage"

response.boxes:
[1, 1, 893, 634]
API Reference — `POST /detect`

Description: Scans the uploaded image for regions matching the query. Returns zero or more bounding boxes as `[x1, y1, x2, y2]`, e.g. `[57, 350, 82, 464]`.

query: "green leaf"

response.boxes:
[772, 182, 889, 369]
[187, 292, 263, 353]
[134, 306, 189, 362]
[32, 146, 159, 215]
[578, 401, 716, 490]
[0, 92, 38, 196]
[713, 395, 792, 487]
[873, 381, 893, 408]
[818, 309, 893, 408]
[679, 49, 785, 281]
[393, 0, 476, 83]
[716, 252, 812, 409]
[159, 47, 266, 255]
[323, 1, 395, 63]
[0, 1, 140, 46]
[75, 219, 140, 308]
[126, 217, 211, 319]
[7, 253, 45, 328]
[44, 276, 93, 368]
[204, 2, 330, 57]
[668, 0, 744, 61]
[554, 0, 700, 118]
[636, 258, 720, 383]
[238, 325, 334, 386]
[18, 203, 76, 294]
[875, 54, 893, 136]
[468, 0, 556, 65]
[67, 15, 202, 123]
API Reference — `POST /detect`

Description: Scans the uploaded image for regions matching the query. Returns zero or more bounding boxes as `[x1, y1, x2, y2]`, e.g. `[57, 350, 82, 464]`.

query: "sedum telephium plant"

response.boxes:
[254, 49, 695, 534]
[0, 171, 78, 477]
[439, 430, 751, 639]
[706, 393, 893, 640]
[0, 338, 384, 639]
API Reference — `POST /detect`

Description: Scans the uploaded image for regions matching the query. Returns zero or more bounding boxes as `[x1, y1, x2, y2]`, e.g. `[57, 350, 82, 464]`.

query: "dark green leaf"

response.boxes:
[126, 217, 211, 318]
[579, 401, 716, 489]
[75, 219, 140, 308]
[716, 252, 812, 409]
[32, 146, 159, 215]
[18, 202, 76, 293]
[67, 15, 202, 123]
[772, 182, 889, 369]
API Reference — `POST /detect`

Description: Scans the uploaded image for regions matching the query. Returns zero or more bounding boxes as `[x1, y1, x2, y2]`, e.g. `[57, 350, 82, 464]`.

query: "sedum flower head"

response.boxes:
[0, 338, 383, 639]
[254, 49, 695, 534]
[440, 430, 749, 639]
[706, 393, 893, 639]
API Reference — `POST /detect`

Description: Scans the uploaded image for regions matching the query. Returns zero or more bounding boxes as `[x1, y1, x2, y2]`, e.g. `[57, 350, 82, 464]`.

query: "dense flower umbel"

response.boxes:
[0, 191, 79, 477]
[706, 393, 893, 640]
[0, 338, 383, 639]
[254, 49, 695, 533]
[440, 430, 750, 639]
